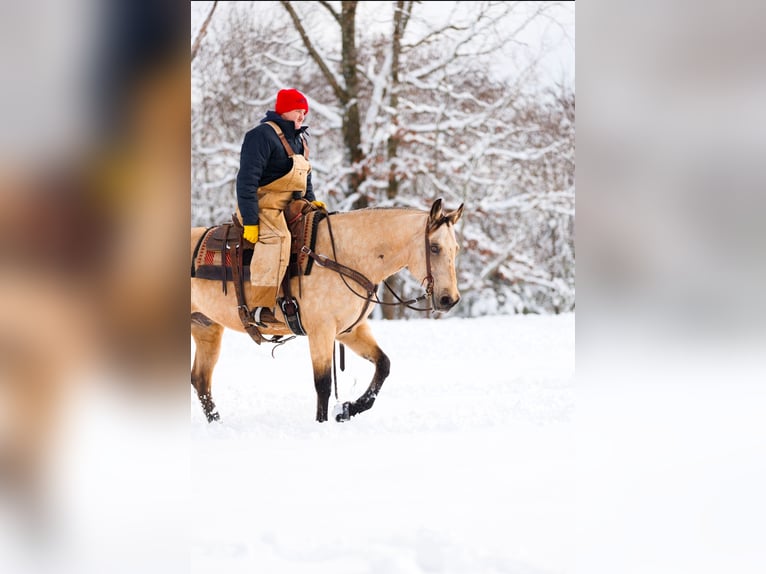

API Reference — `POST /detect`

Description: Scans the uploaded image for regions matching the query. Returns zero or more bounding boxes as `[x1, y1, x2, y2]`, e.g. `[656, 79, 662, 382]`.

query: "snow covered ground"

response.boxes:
[190, 313, 575, 574]
[8, 310, 761, 574]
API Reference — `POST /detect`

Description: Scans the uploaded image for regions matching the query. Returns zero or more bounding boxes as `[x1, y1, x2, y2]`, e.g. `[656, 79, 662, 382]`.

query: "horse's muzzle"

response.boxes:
[434, 293, 460, 312]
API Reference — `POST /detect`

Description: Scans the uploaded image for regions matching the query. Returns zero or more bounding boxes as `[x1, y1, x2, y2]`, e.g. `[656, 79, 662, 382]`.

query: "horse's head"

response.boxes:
[424, 198, 464, 312]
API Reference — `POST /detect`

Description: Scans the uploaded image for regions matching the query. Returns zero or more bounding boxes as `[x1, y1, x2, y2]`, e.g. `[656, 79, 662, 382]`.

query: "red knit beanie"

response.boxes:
[275, 88, 309, 115]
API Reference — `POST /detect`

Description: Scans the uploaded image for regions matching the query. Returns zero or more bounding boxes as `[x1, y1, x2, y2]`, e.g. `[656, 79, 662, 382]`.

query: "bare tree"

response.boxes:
[191, 1, 218, 63]
[280, 1, 370, 208]
[191, 1, 575, 317]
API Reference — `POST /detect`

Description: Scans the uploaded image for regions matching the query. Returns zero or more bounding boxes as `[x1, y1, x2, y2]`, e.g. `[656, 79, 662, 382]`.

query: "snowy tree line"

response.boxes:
[192, 1, 574, 317]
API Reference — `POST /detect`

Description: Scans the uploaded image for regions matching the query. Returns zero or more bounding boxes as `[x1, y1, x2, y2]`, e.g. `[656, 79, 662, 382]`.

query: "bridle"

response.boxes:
[379, 217, 439, 311]
[300, 213, 443, 334]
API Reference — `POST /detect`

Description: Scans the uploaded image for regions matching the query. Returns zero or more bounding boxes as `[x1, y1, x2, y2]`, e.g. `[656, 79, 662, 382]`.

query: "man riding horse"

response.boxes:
[235, 88, 326, 324]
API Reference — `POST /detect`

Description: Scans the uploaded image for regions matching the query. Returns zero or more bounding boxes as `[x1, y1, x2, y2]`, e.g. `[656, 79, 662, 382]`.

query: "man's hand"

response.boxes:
[243, 224, 259, 243]
[311, 200, 326, 210]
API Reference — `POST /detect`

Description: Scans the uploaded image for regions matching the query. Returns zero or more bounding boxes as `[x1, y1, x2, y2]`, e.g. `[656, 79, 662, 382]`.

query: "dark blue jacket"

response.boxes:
[235, 111, 315, 226]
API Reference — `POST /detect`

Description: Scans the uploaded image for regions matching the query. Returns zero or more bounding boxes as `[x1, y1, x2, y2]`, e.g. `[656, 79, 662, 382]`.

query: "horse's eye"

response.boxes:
[430, 244, 440, 254]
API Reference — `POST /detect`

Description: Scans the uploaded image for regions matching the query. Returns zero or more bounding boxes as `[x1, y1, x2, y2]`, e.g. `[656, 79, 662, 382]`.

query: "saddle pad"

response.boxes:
[192, 225, 252, 282]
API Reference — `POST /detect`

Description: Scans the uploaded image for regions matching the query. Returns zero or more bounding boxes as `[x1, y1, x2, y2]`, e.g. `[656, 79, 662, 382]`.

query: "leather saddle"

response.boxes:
[191, 199, 327, 341]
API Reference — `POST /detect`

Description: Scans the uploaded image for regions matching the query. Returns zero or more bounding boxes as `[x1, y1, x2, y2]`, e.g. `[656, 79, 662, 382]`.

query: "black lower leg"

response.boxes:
[314, 371, 332, 422]
[337, 352, 390, 421]
[345, 389, 377, 418]
[198, 393, 219, 422]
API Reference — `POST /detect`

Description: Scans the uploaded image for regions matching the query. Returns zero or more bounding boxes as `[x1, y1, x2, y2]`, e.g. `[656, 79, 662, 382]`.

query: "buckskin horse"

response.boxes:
[190, 198, 464, 423]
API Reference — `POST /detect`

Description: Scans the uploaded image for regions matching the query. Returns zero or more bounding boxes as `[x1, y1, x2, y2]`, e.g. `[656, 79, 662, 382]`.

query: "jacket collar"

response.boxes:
[261, 110, 309, 137]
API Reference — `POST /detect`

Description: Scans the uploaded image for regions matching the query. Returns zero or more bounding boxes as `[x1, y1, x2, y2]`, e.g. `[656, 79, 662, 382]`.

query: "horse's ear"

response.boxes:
[429, 198, 444, 224]
[446, 203, 464, 225]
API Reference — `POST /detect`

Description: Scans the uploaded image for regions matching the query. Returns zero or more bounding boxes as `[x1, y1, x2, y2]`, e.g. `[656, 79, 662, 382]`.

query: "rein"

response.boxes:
[300, 213, 437, 333]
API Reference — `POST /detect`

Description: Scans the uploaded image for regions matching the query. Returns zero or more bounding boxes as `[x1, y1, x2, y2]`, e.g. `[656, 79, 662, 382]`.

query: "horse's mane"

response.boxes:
[324, 206, 425, 226]
[327, 205, 456, 231]
[332, 205, 424, 214]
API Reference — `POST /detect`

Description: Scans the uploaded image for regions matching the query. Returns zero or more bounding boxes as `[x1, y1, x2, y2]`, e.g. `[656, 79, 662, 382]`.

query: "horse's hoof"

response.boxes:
[206, 411, 220, 423]
[333, 402, 351, 422]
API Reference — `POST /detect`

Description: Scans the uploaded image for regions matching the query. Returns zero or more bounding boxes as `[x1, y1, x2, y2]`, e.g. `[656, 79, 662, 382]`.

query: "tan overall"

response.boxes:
[236, 121, 311, 308]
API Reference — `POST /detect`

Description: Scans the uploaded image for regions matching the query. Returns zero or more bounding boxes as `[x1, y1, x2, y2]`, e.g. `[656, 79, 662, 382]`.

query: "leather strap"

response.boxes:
[228, 221, 264, 345]
[266, 121, 309, 160]
[279, 272, 307, 336]
[300, 245, 375, 335]
[220, 224, 230, 296]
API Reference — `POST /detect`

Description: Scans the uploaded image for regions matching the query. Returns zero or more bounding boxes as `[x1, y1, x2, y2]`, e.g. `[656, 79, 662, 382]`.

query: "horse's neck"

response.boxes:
[324, 209, 425, 283]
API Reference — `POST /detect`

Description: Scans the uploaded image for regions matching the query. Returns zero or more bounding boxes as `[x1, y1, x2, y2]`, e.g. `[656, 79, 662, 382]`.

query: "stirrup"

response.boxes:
[278, 297, 307, 336]
[251, 306, 272, 328]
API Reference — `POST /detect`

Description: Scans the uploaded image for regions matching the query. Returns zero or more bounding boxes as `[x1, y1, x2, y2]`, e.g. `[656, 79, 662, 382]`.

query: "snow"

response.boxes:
[6, 313, 764, 574]
[190, 313, 575, 573]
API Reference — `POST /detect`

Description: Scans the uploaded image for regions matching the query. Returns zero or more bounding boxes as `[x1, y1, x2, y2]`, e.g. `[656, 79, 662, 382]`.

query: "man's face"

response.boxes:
[281, 108, 306, 129]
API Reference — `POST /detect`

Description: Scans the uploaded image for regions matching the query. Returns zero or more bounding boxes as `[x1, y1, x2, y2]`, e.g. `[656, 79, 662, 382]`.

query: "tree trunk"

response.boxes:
[339, 2, 367, 209]
[385, 1, 412, 202]
[191, 1, 218, 63]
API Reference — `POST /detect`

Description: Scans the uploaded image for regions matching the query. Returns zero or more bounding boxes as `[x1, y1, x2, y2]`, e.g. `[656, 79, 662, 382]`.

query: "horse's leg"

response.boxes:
[334, 321, 390, 422]
[191, 315, 224, 422]
[307, 330, 335, 422]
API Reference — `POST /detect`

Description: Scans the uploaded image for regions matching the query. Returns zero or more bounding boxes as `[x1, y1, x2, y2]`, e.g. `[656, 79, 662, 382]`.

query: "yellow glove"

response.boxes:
[243, 224, 259, 243]
[311, 200, 326, 210]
